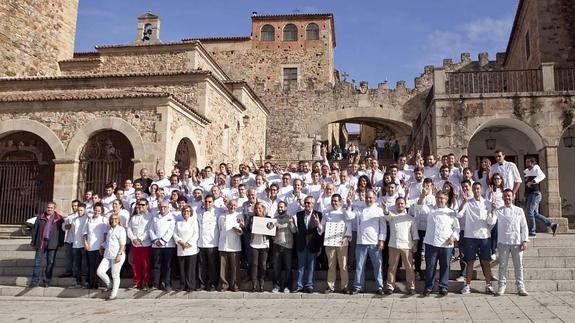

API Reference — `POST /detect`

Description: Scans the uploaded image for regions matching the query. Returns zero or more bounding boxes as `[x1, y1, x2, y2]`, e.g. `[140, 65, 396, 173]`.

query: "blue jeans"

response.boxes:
[354, 244, 383, 291]
[31, 245, 58, 285]
[424, 244, 452, 292]
[296, 249, 317, 289]
[526, 191, 552, 234]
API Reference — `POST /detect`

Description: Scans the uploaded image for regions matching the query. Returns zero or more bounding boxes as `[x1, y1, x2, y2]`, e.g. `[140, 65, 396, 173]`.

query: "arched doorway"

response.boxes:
[174, 138, 197, 173]
[467, 124, 539, 201]
[77, 130, 134, 198]
[559, 125, 575, 224]
[0, 132, 55, 224]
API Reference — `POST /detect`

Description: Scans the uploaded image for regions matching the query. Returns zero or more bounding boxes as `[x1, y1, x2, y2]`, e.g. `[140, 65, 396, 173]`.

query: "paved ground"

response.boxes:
[1, 292, 575, 322]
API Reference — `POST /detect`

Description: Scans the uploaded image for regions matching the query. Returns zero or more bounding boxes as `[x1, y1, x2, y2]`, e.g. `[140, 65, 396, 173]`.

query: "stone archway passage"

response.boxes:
[77, 130, 134, 198]
[0, 132, 55, 224]
[174, 138, 197, 174]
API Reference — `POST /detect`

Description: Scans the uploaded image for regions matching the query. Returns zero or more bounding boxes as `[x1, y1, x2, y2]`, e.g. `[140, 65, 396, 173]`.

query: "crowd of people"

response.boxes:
[30, 149, 558, 299]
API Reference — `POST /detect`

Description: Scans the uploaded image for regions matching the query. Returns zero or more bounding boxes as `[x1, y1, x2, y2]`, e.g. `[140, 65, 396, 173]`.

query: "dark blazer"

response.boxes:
[31, 212, 65, 250]
[294, 210, 323, 253]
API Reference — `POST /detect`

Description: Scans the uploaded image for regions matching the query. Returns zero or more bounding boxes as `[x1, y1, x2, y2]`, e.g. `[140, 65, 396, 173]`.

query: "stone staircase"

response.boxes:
[0, 232, 573, 298]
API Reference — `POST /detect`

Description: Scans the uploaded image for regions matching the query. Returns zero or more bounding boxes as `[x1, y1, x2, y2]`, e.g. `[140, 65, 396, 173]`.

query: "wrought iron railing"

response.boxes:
[446, 69, 543, 94]
[555, 68, 575, 91]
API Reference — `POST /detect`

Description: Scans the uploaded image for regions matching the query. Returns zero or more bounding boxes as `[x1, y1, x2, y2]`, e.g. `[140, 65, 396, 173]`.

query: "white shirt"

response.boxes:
[261, 197, 279, 218]
[424, 165, 440, 182]
[101, 195, 115, 213]
[197, 207, 220, 248]
[62, 212, 76, 243]
[127, 212, 153, 247]
[495, 204, 529, 245]
[422, 206, 460, 248]
[384, 211, 418, 249]
[153, 178, 170, 189]
[318, 207, 352, 246]
[173, 216, 200, 256]
[82, 215, 108, 251]
[241, 173, 256, 188]
[491, 161, 522, 190]
[265, 172, 282, 185]
[277, 185, 293, 200]
[103, 225, 126, 259]
[406, 181, 423, 207]
[412, 194, 436, 230]
[523, 165, 546, 184]
[346, 204, 386, 245]
[149, 212, 176, 248]
[458, 197, 497, 239]
[218, 212, 243, 252]
[68, 213, 89, 248]
[283, 191, 307, 216]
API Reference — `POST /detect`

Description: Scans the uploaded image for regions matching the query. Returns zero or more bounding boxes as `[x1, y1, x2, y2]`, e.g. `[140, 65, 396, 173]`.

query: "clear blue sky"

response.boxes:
[75, 0, 519, 88]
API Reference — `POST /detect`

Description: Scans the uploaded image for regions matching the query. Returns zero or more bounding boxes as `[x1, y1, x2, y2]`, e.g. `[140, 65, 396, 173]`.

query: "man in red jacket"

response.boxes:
[30, 202, 65, 287]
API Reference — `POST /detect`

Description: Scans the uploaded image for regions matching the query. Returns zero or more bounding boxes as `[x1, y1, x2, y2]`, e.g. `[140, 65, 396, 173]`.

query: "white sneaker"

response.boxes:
[491, 254, 497, 261]
[282, 287, 290, 293]
[461, 284, 471, 294]
[485, 284, 494, 295]
[455, 276, 466, 282]
[495, 286, 506, 296]
[518, 288, 529, 296]
[271, 287, 280, 293]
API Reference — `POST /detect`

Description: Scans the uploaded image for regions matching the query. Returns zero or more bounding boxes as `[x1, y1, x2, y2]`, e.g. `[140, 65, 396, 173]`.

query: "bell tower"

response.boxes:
[135, 12, 161, 44]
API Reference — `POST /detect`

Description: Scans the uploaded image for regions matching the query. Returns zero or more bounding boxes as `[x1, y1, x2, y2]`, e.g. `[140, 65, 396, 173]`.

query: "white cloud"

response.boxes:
[421, 16, 513, 65]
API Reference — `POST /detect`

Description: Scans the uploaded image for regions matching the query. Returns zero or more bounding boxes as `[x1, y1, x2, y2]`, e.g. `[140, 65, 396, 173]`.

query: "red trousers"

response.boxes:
[131, 246, 152, 287]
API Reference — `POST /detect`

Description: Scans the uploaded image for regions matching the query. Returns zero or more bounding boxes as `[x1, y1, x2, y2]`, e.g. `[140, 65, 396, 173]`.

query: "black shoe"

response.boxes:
[208, 286, 216, 292]
[551, 223, 558, 237]
[375, 288, 384, 295]
[350, 288, 360, 295]
[439, 290, 448, 296]
[422, 290, 431, 296]
[28, 283, 39, 288]
[304, 288, 314, 294]
[323, 288, 334, 294]
[384, 288, 393, 295]
[529, 233, 537, 237]
[42, 282, 50, 288]
[164, 287, 172, 293]
[58, 273, 73, 278]
[408, 289, 417, 295]
[292, 288, 303, 293]
[340, 288, 349, 294]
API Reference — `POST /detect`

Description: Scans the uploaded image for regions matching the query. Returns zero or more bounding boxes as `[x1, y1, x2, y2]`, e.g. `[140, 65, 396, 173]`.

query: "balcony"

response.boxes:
[446, 69, 543, 94]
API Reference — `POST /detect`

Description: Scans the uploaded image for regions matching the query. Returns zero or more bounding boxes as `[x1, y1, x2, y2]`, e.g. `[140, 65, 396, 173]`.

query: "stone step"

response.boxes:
[0, 278, 572, 297]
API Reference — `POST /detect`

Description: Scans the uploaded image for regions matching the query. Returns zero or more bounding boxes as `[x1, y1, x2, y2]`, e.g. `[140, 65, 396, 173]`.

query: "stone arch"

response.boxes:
[310, 107, 412, 138]
[468, 118, 545, 151]
[169, 126, 204, 169]
[66, 117, 146, 161]
[0, 119, 65, 160]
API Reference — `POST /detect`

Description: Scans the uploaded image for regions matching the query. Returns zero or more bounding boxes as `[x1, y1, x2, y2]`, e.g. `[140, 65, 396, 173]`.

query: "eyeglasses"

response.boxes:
[304, 201, 313, 204]
[138, 204, 147, 206]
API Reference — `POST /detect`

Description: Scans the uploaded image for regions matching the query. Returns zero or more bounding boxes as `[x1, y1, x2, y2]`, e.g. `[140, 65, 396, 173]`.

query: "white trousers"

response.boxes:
[497, 243, 525, 290]
[97, 254, 126, 298]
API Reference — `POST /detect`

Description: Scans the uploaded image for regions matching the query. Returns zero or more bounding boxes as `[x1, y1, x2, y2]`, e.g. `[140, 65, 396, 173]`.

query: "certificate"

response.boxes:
[324, 221, 346, 247]
[251, 217, 277, 236]
[225, 214, 239, 231]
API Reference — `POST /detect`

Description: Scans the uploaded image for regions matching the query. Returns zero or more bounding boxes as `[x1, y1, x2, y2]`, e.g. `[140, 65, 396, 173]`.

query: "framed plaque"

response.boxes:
[251, 216, 277, 236]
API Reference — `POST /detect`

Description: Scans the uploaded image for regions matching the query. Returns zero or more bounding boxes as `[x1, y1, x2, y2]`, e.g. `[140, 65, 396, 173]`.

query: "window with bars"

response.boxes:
[283, 24, 298, 41]
[261, 24, 275, 41]
[283, 68, 298, 90]
[306, 23, 319, 40]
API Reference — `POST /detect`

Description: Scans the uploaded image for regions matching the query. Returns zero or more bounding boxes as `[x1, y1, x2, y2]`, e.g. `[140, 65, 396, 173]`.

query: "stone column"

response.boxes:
[433, 68, 446, 95]
[541, 62, 556, 92]
[52, 159, 79, 210]
[541, 146, 568, 232]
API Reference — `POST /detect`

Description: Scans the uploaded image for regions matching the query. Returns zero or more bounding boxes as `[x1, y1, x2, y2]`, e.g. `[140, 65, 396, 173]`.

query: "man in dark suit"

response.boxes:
[293, 196, 323, 293]
[30, 201, 65, 287]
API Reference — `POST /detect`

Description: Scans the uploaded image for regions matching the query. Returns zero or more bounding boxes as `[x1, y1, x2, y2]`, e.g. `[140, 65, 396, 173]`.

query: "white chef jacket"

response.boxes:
[384, 211, 419, 249]
[149, 212, 176, 248]
[173, 216, 200, 256]
[346, 204, 386, 245]
[411, 194, 436, 231]
[127, 212, 153, 247]
[495, 204, 530, 245]
[197, 207, 220, 248]
[422, 206, 460, 248]
[69, 213, 89, 249]
[103, 225, 126, 260]
[82, 215, 108, 251]
[458, 197, 496, 239]
[218, 212, 243, 252]
[284, 192, 307, 216]
[490, 161, 522, 190]
[318, 207, 353, 246]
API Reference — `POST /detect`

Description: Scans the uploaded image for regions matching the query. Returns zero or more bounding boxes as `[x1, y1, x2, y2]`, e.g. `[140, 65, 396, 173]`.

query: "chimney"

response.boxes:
[479, 52, 489, 67]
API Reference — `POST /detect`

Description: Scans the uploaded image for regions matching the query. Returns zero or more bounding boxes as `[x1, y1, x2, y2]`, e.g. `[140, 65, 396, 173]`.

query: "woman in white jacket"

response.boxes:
[97, 214, 126, 300]
[173, 205, 199, 292]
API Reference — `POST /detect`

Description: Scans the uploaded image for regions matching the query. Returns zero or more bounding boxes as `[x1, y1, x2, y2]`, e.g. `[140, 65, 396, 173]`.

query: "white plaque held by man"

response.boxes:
[251, 217, 277, 236]
[324, 221, 346, 247]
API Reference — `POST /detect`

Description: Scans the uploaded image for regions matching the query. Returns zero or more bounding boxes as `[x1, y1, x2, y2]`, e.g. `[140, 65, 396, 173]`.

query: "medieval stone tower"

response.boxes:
[0, 0, 79, 77]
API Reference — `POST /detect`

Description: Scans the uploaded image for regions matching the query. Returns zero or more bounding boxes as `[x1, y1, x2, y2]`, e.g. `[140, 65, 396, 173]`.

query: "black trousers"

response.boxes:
[86, 250, 102, 289]
[62, 242, 74, 275]
[414, 230, 426, 274]
[198, 247, 218, 289]
[178, 254, 197, 291]
[251, 247, 268, 285]
[72, 248, 87, 285]
[272, 245, 292, 290]
[152, 247, 176, 289]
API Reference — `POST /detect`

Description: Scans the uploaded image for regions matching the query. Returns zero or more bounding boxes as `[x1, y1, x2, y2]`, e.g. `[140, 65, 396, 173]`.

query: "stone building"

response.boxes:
[0, 0, 573, 232]
[0, 2, 268, 224]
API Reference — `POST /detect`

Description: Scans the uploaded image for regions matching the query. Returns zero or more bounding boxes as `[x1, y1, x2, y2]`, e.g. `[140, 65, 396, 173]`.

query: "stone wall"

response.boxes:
[505, 0, 575, 69]
[0, 0, 78, 77]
